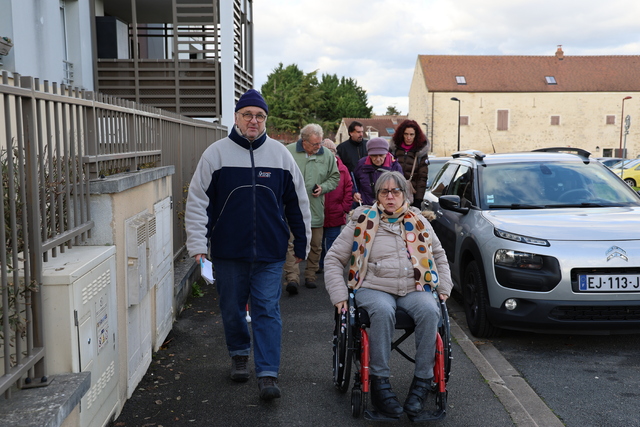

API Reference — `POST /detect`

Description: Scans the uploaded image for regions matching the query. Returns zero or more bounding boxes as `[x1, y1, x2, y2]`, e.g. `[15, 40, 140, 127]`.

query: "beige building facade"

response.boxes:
[408, 48, 640, 159]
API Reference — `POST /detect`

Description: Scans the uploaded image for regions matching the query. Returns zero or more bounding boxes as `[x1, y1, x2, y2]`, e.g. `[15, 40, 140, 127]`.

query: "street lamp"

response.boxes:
[619, 96, 632, 155]
[450, 97, 461, 151]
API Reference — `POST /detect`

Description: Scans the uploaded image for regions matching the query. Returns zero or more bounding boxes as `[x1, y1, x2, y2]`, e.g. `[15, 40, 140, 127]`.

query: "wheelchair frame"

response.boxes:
[332, 290, 452, 421]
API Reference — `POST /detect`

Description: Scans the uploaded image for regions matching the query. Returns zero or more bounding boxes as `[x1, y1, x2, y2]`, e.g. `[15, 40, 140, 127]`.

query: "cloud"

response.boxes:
[254, 0, 640, 115]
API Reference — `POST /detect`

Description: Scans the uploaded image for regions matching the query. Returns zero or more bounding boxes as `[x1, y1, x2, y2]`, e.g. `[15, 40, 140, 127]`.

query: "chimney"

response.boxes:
[555, 45, 564, 60]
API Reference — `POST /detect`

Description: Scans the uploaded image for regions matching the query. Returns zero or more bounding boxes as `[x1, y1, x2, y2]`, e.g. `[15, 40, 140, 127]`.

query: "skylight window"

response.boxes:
[456, 76, 466, 85]
[545, 76, 557, 85]
[386, 127, 395, 134]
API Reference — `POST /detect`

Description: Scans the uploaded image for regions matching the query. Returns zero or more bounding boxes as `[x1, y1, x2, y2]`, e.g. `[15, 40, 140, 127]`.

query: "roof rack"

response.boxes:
[532, 147, 591, 158]
[452, 150, 486, 160]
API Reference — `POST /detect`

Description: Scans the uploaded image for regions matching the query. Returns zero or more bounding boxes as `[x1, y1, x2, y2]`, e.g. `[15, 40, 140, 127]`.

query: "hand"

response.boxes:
[353, 192, 362, 203]
[313, 185, 322, 197]
[294, 256, 303, 264]
[194, 254, 207, 263]
[335, 301, 348, 313]
[439, 294, 449, 302]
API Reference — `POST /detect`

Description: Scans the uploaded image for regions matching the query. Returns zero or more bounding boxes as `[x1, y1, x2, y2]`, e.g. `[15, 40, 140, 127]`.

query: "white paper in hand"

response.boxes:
[200, 258, 215, 284]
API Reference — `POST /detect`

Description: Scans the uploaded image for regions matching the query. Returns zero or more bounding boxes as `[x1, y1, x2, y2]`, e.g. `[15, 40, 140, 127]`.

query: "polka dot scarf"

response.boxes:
[348, 202, 439, 292]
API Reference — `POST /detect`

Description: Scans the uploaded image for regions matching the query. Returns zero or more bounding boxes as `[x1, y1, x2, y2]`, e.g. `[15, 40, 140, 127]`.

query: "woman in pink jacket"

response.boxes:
[318, 139, 353, 273]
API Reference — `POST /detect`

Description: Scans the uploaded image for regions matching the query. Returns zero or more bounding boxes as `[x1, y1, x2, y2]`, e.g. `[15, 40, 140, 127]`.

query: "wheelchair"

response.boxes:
[332, 289, 452, 422]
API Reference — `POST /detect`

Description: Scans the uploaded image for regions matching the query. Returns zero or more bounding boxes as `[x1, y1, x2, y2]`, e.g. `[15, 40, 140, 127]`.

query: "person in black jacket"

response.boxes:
[389, 120, 430, 208]
[336, 120, 368, 173]
[185, 89, 311, 401]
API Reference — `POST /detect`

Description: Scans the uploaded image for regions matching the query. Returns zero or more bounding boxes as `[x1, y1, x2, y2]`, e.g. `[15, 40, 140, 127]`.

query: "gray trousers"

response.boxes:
[355, 288, 440, 379]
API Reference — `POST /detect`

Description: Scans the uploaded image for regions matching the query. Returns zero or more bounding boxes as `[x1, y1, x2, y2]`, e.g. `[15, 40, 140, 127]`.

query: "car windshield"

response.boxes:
[478, 161, 640, 209]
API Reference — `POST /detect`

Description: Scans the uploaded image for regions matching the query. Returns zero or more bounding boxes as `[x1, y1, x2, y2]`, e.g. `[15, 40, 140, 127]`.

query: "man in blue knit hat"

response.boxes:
[186, 88, 311, 400]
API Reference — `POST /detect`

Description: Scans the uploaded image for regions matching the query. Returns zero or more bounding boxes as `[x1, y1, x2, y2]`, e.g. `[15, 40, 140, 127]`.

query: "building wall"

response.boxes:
[1, 0, 94, 89]
[409, 67, 639, 158]
[408, 59, 430, 139]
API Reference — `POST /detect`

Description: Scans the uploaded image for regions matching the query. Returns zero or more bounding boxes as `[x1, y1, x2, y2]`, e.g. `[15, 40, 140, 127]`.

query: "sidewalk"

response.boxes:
[111, 265, 548, 427]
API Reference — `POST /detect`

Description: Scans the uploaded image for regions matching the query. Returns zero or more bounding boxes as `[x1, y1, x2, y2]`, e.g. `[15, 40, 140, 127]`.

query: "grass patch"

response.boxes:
[191, 282, 205, 298]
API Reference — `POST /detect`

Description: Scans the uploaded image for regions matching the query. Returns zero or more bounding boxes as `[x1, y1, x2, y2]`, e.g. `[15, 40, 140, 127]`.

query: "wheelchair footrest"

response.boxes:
[407, 408, 446, 423]
[363, 409, 402, 422]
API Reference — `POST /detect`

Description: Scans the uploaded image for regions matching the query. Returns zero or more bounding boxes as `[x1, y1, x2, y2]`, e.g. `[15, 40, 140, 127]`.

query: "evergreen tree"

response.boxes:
[385, 105, 401, 115]
[261, 64, 372, 134]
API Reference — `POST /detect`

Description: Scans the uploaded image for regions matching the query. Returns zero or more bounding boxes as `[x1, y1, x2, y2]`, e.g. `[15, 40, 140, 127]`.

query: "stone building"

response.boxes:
[408, 47, 640, 158]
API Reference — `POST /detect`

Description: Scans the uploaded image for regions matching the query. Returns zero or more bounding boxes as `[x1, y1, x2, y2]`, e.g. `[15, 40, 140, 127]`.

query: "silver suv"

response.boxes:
[423, 148, 640, 337]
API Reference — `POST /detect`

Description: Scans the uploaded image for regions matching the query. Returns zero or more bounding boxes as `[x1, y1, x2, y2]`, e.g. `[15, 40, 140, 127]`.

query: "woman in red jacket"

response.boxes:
[318, 139, 353, 273]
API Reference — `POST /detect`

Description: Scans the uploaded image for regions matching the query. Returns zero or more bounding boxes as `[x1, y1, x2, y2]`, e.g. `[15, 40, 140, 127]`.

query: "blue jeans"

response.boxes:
[212, 258, 284, 378]
[319, 226, 341, 269]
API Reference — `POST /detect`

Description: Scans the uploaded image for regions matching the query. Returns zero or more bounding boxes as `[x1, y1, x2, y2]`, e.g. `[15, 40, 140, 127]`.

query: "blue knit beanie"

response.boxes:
[235, 89, 269, 114]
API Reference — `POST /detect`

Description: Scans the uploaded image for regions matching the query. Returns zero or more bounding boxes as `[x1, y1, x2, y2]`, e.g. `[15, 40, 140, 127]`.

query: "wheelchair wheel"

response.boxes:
[333, 308, 352, 393]
[351, 387, 364, 418]
[439, 300, 452, 382]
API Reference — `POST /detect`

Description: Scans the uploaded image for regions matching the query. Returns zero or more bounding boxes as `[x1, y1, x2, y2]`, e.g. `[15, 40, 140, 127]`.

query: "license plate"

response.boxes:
[579, 274, 640, 291]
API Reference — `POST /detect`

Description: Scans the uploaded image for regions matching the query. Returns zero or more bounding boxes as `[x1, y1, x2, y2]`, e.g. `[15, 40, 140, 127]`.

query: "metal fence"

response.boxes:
[0, 71, 225, 398]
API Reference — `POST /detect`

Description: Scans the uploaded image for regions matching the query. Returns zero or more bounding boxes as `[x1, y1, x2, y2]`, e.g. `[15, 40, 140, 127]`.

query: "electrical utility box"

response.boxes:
[124, 198, 174, 397]
[40, 245, 119, 427]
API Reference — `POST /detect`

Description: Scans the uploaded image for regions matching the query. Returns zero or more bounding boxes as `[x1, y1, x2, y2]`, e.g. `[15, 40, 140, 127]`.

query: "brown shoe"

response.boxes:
[304, 279, 317, 289]
[230, 355, 250, 382]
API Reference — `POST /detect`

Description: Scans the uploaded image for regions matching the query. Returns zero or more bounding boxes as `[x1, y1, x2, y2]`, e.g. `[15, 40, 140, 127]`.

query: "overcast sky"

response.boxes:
[253, 0, 640, 116]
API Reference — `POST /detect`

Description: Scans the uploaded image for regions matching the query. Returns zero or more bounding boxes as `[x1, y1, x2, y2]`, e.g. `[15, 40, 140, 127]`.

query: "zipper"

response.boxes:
[249, 141, 257, 261]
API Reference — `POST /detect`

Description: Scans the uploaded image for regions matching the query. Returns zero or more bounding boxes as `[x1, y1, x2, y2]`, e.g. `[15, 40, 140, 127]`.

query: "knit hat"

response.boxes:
[235, 89, 269, 114]
[322, 139, 337, 154]
[367, 137, 389, 155]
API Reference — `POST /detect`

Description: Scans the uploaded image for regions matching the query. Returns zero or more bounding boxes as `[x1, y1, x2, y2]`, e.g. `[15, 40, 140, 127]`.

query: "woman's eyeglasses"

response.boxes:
[379, 188, 402, 197]
[239, 112, 267, 123]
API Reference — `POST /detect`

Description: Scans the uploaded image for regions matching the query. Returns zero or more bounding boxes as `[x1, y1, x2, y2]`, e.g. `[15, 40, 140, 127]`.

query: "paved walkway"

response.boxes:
[111, 265, 559, 427]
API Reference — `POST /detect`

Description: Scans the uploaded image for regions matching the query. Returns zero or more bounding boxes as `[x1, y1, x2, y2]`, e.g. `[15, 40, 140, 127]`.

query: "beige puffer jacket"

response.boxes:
[324, 206, 453, 306]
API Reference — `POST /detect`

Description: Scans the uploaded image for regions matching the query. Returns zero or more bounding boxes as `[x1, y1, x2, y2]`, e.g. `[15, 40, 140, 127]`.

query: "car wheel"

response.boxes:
[624, 178, 636, 187]
[462, 260, 500, 338]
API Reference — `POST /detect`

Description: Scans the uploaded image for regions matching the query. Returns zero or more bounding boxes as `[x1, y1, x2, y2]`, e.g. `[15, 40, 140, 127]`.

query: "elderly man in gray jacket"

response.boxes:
[283, 123, 340, 294]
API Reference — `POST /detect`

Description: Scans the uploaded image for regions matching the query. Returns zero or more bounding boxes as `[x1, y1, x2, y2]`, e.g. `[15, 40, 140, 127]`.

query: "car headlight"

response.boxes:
[494, 228, 549, 246]
[495, 249, 544, 270]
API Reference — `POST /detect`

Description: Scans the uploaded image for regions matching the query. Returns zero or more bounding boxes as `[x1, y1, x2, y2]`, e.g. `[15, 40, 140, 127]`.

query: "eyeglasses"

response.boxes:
[379, 188, 403, 197]
[304, 140, 322, 146]
[238, 112, 267, 123]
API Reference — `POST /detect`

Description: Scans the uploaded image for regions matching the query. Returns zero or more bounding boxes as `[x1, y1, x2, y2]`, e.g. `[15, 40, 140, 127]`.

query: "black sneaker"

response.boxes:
[258, 376, 281, 400]
[230, 355, 250, 382]
[316, 267, 324, 274]
[403, 376, 435, 416]
[304, 279, 317, 289]
[286, 281, 299, 295]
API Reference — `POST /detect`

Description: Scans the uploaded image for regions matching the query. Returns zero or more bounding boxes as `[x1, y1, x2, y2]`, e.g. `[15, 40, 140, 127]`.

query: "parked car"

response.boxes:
[595, 157, 626, 168]
[610, 158, 640, 187]
[426, 156, 450, 187]
[423, 148, 640, 337]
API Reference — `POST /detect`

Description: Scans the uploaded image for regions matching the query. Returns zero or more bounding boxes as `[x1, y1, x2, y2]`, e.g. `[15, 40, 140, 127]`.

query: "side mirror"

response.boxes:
[439, 195, 470, 214]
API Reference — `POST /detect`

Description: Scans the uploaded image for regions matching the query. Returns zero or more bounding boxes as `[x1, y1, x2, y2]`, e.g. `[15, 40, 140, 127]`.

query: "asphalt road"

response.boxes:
[111, 264, 555, 427]
[488, 328, 640, 427]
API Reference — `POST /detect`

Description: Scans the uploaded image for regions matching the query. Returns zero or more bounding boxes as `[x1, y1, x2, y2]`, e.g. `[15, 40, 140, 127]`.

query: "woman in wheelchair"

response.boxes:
[324, 170, 453, 419]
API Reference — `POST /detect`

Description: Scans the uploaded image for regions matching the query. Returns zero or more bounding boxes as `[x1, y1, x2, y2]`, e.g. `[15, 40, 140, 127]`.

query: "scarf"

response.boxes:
[364, 152, 396, 168]
[347, 201, 439, 292]
[400, 142, 414, 151]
